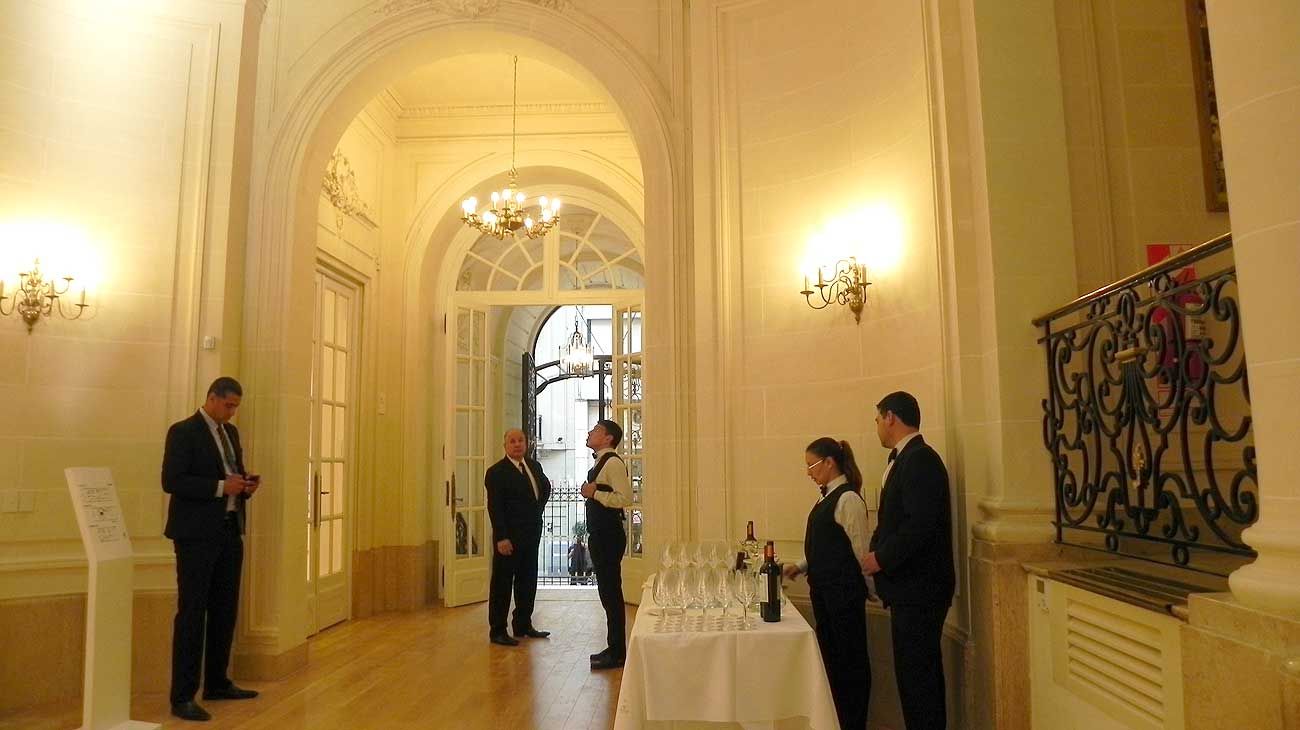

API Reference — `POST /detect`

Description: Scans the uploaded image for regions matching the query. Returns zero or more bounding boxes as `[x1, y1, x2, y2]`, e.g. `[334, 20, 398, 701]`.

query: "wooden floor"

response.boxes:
[0, 595, 637, 730]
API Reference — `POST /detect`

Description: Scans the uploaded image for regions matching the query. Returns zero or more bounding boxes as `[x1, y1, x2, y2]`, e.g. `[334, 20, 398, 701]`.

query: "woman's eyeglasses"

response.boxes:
[805, 458, 824, 473]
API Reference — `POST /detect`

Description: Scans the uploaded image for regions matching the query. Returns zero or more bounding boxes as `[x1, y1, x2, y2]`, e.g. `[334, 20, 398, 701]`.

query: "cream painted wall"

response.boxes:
[1056, 0, 1231, 294]
[0, 0, 259, 599]
[703, 0, 947, 574]
[0, 0, 263, 711]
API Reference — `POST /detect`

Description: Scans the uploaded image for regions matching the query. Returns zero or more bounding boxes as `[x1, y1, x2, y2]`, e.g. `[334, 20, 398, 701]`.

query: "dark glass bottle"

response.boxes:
[742, 520, 761, 566]
[760, 540, 782, 622]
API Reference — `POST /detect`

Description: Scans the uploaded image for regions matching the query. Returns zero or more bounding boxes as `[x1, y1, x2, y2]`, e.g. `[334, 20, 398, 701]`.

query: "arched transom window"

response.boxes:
[455, 203, 644, 292]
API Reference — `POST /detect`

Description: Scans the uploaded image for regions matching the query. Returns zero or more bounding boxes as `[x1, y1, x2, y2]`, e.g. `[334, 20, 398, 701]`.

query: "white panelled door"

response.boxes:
[444, 305, 491, 607]
[308, 269, 358, 633]
[612, 303, 647, 591]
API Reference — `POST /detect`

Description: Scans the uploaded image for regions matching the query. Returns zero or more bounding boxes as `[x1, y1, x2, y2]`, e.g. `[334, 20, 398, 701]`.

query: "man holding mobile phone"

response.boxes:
[161, 377, 264, 721]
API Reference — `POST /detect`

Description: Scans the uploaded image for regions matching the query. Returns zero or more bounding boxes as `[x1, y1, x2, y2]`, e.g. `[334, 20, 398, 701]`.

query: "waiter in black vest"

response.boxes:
[484, 428, 552, 646]
[865, 391, 955, 730]
[162, 377, 262, 722]
[578, 419, 631, 670]
[783, 437, 871, 730]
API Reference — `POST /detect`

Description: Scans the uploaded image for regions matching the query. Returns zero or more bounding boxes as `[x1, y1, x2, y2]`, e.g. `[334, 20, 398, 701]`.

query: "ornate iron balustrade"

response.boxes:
[537, 482, 598, 586]
[1034, 234, 1256, 575]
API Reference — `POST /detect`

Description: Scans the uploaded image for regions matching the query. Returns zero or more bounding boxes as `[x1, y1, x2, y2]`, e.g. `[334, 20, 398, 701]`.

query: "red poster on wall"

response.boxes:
[1146, 244, 1206, 420]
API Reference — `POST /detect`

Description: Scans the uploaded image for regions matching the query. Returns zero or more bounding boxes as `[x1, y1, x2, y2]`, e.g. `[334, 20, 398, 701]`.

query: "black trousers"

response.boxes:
[890, 602, 949, 730]
[810, 587, 870, 730]
[170, 517, 243, 705]
[488, 529, 541, 635]
[588, 526, 626, 657]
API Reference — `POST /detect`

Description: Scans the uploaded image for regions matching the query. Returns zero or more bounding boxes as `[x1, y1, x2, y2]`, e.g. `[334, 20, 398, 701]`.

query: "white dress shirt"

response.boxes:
[880, 431, 922, 486]
[589, 447, 632, 509]
[510, 457, 539, 500]
[797, 474, 870, 574]
[198, 408, 237, 512]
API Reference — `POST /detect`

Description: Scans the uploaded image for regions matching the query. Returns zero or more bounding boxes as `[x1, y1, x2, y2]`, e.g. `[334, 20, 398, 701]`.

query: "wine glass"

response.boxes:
[711, 566, 732, 629]
[732, 568, 756, 629]
[690, 565, 709, 626]
[660, 542, 676, 572]
[653, 564, 674, 611]
[691, 542, 707, 569]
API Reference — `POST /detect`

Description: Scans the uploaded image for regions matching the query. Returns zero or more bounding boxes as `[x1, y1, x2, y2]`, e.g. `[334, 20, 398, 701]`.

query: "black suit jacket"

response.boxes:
[869, 435, 956, 607]
[485, 456, 552, 544]
[162, 411, 249, 540]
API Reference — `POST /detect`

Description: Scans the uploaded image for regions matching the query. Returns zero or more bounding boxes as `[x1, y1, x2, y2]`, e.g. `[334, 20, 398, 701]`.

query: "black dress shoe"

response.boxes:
[490, 633, 520, 646]
[203, 684, 259, 700]
[514, 627, 551, 638]
[171, 700, 212, 721]
[590, 654, 625, 670]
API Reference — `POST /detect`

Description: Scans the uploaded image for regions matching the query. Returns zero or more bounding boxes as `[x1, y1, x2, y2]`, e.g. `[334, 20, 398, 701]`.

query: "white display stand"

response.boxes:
[65, 467, 160, 730]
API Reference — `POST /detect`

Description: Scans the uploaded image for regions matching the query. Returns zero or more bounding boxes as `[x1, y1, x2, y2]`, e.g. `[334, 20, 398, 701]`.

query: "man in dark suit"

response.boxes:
[485, 428, 553, 645]
[865, 391, 955, 730]
[162, 377, 262, 722]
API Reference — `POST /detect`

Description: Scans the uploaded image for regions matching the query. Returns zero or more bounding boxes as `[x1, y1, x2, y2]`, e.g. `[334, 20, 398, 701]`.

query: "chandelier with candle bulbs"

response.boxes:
[460, 56, 561, 240]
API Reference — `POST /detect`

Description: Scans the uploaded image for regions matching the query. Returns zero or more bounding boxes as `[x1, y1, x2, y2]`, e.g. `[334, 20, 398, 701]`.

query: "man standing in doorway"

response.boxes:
[162, 377, 262, 722]
[580, 419, 632, 670]
[864, 391, 955, 730]
[485, 428, 553, 646]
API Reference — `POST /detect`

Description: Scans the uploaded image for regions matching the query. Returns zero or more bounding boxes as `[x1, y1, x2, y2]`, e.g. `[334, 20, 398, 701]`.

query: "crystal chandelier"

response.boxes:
[460, 56, 561, 240]
[558, 315, 593, 375]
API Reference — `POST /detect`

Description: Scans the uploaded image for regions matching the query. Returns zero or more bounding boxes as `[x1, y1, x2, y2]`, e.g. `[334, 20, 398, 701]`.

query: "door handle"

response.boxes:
[313, 471, 321, 528]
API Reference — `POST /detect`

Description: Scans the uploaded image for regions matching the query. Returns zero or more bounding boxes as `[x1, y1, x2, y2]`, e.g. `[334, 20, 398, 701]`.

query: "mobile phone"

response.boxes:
[245, 473, 261, 483]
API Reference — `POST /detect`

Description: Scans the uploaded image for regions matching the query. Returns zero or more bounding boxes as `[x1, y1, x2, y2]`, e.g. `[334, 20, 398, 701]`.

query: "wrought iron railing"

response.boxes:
[1034, 233, 1256, 575]
[538, 482, 598, 586]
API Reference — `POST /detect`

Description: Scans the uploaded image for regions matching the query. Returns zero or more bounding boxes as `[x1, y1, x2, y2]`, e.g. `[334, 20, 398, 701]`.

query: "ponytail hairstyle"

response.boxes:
[805, 437, 864, 492]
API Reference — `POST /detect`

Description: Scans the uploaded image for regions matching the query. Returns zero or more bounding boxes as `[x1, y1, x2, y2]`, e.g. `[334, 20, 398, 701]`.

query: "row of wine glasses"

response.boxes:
[652, 565, 761, 632]
[659, 541, 736, 571]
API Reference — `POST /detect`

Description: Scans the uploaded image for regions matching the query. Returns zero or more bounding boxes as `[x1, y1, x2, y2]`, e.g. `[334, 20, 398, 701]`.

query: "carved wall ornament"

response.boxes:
[321, 152, 373, 231]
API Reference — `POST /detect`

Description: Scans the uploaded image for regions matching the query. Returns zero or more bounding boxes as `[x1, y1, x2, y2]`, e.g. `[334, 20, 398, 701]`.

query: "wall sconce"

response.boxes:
[0, 258, 89, 333]
[800, 257, 871, 323]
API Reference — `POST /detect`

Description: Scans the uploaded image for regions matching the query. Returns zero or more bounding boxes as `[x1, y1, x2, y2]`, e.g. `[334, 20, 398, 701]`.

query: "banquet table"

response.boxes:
[613, 583, 840, 730]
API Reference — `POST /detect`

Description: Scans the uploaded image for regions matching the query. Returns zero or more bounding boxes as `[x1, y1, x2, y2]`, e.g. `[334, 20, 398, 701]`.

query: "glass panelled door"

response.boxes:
[308, 269, 358, 633]
[612, 304, 644, 564]
[445, 305, 490, 607]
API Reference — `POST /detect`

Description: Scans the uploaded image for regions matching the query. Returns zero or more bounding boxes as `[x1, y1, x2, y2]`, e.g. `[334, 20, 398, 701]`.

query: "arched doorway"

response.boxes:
[240, 5, 685, 660]
[442, 198, 645, 606]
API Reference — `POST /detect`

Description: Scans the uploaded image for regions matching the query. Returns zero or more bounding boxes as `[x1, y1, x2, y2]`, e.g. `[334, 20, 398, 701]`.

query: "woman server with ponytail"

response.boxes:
[783, 437, 871, 730]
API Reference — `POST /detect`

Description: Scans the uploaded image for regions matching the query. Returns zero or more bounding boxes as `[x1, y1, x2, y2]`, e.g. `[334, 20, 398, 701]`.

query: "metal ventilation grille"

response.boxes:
[1064, 598, 1166, 726]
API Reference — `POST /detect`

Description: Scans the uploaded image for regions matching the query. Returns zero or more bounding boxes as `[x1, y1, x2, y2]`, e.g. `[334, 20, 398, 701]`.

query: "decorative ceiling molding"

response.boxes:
[396, 101, 609, 119]
[378, 0, 571, 18]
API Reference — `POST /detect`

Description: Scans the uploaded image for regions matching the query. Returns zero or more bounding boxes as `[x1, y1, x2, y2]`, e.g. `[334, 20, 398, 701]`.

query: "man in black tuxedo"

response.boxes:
[865, 391, 955, 730]
[485, 428, 553, 645]
[162, 377, 262, 722]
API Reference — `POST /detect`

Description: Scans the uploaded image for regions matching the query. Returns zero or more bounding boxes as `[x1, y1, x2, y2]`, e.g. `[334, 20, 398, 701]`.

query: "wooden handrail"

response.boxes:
[1032, 232, 1233, 326]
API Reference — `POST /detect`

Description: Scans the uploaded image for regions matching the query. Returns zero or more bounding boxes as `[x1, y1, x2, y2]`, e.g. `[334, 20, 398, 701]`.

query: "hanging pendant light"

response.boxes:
[459, 56, 561, 240]
[558, 314, 593, 376]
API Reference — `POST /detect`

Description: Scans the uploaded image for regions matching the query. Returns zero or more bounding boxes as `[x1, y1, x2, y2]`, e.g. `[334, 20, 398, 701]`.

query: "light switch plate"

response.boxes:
[202, 335, 217, 350]
[17, 490, 34, 512]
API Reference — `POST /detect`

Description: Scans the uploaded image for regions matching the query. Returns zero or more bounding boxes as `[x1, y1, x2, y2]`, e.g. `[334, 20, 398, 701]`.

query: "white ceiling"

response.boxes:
[387, 54, 604, 109]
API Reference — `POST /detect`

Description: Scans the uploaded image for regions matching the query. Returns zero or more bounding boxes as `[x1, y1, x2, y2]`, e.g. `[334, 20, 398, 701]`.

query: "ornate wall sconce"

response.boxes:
[0, 258, 90, 333]
[800, 257, 871, 323]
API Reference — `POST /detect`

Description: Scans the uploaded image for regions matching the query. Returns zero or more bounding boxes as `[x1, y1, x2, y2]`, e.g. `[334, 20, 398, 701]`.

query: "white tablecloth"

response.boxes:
[614, 584, 839, 730]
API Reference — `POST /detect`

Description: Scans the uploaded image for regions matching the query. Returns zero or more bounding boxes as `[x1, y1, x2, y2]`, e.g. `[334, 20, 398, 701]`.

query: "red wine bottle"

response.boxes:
[760, 541, 781, 622]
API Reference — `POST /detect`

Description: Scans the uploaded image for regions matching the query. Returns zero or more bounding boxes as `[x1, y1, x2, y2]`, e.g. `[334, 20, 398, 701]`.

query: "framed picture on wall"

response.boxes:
[1185, 0, 1228, 212]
